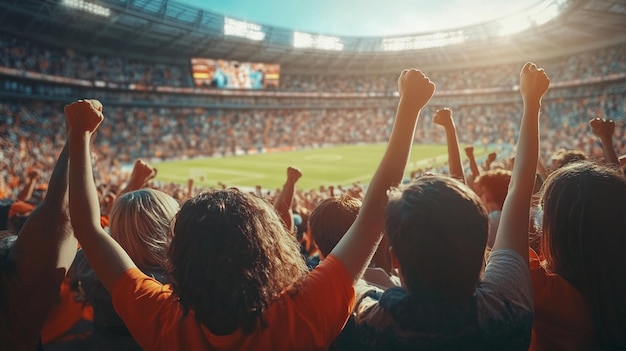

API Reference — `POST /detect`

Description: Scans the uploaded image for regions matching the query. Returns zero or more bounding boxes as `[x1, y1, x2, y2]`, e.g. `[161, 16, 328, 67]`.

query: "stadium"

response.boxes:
[0, 0, 625, 349]
[1, 0, 625, 189]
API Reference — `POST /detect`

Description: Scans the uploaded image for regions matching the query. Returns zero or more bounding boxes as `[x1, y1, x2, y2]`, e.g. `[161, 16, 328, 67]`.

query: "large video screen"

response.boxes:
[191, 58, 280, 89]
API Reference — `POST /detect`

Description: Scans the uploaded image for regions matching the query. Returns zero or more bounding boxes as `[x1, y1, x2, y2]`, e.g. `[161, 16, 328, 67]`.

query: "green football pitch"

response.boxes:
[154, 144, 489, 190]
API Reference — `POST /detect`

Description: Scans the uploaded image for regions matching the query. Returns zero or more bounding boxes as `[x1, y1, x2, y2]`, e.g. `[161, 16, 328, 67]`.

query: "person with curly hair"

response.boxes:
[65, 68, 436, 350]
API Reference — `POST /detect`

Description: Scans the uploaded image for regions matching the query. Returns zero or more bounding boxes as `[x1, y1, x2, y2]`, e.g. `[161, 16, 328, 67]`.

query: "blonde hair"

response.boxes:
[109, 189, 179, 270]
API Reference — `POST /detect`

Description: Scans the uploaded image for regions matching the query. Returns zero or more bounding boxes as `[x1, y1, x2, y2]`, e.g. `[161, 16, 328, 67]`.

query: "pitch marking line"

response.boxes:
[340, 153, 449, 185]
[303, 154, 343, 162]
[189, 167, 265, 177]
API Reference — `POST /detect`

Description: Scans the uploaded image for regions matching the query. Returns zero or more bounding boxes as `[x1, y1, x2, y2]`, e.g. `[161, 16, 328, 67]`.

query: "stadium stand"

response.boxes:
[0, 0, 625, 349]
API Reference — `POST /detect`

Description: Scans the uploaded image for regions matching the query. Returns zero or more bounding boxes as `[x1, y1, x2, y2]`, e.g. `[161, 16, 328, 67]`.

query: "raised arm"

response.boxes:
[119, 159, 157, 196]
[465, 146, 481, 182]
[5, 141, 75, 350]
[16, 170, 40, 202]
[536, 158, 548, 180]
[331, 69, 435, 282]
[273, 166, 302, 232]
[485, 152, 497, 171]
[492, 63, 550, 261]
[434, 108, 466, 183]
[187, 178, 194, 200]
[589, 118, 619, 167]
[67, 99, 135, 291]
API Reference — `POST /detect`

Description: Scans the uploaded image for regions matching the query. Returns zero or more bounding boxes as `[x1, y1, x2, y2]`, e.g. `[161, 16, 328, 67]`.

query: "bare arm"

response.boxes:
[434, 108, 466, 183]
[67, 99, 135, 292]
[484, 152, 497, 171]
[6, 141, 76, 349]
[16, 170, 40, 202]
[465, 146, 481, 182]
[187, 178, 194, 200]
[119, 159, 157, 196]
[331, 69, 435, 283]
[536, 158, 548, 180]
[492, 63, 550, 261]
[589, 118, 620, 167]
[273, 167, 302, 232]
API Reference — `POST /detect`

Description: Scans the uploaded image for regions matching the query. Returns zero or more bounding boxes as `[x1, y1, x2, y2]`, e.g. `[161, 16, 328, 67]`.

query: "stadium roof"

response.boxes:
[183, 0, 540, 38]
[1, 0, 625, 74]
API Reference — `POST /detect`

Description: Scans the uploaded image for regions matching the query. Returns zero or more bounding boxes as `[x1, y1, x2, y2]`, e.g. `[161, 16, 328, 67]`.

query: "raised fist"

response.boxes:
[520, 63, 550, 104]
[398, 69, 436, 110]
[64, 99, 104, 134]
[27, 169, 41, 181]
[486, 152, 497, 167]
[286, 166, 302, 183]
[129, 159, 157, 185]
[589, 118, 615, 140]
[433, 108, 454, 129]
[464, 146, 474, 158]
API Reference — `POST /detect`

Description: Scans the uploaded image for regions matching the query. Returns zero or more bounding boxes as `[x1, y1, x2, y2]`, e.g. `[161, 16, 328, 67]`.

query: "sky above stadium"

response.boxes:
[180, 0, 537, 37]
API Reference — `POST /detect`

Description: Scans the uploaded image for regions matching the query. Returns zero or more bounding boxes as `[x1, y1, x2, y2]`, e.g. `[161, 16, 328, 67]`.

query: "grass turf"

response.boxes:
[154, 144, 489, 191]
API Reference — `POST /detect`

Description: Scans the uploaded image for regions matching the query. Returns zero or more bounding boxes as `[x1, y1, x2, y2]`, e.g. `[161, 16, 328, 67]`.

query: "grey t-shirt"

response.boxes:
[346, 249, 533, 350]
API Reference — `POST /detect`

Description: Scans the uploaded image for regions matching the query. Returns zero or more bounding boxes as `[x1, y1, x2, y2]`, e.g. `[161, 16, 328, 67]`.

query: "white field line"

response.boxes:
[340, 153, 449, 185]
[302, 154, 343, 161]
[189, 167, 266, 177]
[161, 168, 266, 184]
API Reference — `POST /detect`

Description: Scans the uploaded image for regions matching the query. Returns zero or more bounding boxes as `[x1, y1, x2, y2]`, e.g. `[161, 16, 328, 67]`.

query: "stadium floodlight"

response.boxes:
[497, 18, 531, 36]
[224, 17, 266, 41]
[62, 0, 110, 17]
[381, 31, 466, 51]
[497, 0, 567, 36]
[293, 32, 344, 51]
[531, 2, 562, 26]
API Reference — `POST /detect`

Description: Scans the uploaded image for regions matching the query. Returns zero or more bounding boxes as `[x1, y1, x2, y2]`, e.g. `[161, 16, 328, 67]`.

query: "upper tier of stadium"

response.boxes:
[1, 0, 625, 74]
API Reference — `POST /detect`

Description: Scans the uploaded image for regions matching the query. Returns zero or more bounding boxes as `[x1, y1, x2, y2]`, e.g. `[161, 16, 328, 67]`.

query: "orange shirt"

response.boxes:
[8, 200, 35, 219]
[41, 278, 94, 345]
[529, 248, 595, 351]
[99, 215, 109, 229]
[111, 254, 354, 351]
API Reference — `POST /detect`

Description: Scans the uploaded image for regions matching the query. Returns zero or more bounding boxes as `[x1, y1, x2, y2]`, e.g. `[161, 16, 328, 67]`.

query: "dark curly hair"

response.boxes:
[167, 189, 308, 335]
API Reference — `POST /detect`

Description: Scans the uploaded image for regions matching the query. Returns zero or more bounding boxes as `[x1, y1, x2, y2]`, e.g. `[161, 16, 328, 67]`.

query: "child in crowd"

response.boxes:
[473, 169, 512, 247]
[309, 194, 397, 289]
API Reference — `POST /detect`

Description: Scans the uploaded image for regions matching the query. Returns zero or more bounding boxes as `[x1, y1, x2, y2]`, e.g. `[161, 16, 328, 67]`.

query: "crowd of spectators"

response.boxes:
[1, 32, 625, 93]
[1, 31, 626, 351]
[1, 62, 625, 350]
[0, 34, 192, 88]
[1, 89, 624, 201]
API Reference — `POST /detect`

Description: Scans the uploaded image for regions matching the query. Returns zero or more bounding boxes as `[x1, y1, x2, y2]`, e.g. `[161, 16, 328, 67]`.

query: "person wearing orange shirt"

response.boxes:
[529, 161, 626, 350]
[65, 69, 436, 350]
